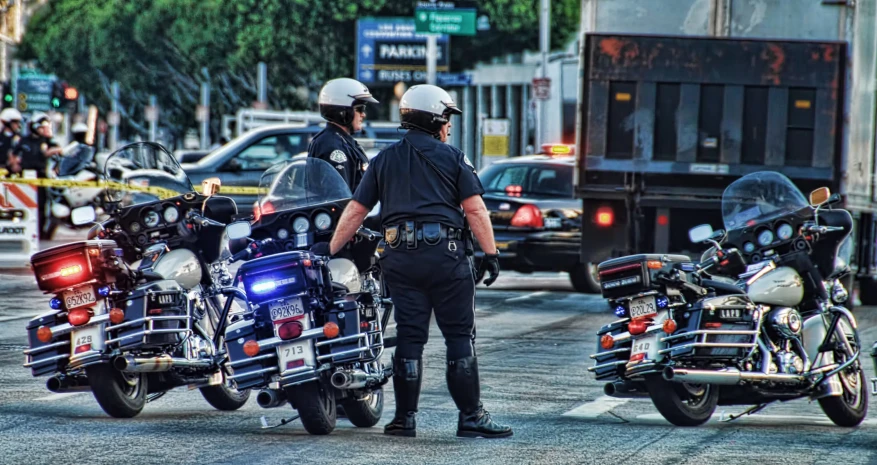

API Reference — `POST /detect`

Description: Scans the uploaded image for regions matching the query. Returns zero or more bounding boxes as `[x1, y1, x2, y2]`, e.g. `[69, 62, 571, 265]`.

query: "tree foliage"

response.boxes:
[18, 0, 578, 142]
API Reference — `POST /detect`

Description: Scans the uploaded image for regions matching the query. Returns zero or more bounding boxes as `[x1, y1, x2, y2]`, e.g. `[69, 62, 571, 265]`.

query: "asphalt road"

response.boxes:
[2, 245, 877, 464]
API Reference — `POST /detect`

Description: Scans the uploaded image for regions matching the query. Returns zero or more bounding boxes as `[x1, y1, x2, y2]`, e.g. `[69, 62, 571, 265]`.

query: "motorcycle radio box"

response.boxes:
[30, 240, 119, 294]
[597, 254, 692, 300]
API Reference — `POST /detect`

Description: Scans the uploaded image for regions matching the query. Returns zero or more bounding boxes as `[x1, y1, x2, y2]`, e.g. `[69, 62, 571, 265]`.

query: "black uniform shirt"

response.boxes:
[353, 129, 484, 229]
[13, 135, 55, 176]
[0, 131, 17, 169]
[307, 123, 369, 193]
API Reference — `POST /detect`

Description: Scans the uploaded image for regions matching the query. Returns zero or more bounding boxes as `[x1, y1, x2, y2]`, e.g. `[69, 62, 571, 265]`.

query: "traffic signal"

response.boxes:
[1, 81, 11, 108]
[51, 80, 63, 108]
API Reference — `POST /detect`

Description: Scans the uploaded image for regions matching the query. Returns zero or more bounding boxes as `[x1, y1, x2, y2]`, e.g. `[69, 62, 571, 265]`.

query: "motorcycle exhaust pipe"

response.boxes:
[330, 369, 382, 390]
[663, 366, 810, 385]
[603, 381, 649, 398]
[256, 389, 287, 409]
[46, 374, 91, 393]
[114, 354, 213, 373]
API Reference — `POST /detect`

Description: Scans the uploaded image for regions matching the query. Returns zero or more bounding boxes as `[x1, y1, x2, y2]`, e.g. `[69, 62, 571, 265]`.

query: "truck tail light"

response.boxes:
[595, 206, 614, 227]
[510, 204, 543, 228]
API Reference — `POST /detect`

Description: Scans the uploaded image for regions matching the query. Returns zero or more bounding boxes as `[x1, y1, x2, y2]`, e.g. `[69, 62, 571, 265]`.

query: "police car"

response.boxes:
[475, 144, 598, 293]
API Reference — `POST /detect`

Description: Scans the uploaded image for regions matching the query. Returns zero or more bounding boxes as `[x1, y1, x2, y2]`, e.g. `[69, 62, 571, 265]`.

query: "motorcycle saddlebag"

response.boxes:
[224, 318, 274, 390]
[320, 300, 363, 363]
[25, 311, 71, 377]
[108, 280, 188, 349]
[238, 250, 325, 305]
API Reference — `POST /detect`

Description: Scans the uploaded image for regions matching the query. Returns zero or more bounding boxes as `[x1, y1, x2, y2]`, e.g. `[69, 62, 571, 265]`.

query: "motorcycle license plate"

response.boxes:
[276, 318, 315, 370]
[269, 298, 304, 322]
[630, 333, 659, 362]
[63, 285, 97, 310]
[629, 296, 657, 319]
[71, 324, 104, 355]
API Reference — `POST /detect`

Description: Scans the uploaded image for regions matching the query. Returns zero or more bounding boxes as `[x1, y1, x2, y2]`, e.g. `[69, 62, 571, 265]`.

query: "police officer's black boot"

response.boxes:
[384, 357, 422, 437]
[446, 356, 513, 438]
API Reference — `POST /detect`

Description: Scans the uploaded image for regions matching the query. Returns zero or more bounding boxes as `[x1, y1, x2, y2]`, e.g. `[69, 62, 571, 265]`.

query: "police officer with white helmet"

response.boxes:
[307, 78, 378, 193]
[0, 108, 22, 171]
[321, 84, 510, 439]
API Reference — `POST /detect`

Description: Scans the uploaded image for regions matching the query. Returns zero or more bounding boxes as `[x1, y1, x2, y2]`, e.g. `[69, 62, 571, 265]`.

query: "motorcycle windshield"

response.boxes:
[721, 171, 808, 231]
[103, 142, 194, 207]
[258, 158, 351, 213]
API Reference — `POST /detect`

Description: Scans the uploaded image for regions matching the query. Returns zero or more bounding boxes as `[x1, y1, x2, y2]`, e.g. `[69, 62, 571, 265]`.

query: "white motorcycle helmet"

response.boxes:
[71, 122, 88, 134]
[0, 108, 22, 124]
[399, 84, 462, 136]
[318, 78, 378, 129]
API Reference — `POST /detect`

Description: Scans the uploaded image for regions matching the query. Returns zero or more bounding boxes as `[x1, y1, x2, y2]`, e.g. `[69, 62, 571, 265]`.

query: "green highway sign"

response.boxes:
[415, 8, 477, 36]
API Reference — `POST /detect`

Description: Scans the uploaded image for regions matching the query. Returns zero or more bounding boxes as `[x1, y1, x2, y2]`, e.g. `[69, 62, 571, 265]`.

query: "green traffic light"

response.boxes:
[3, 95, 11, 103]
[51, 97, 60, 107]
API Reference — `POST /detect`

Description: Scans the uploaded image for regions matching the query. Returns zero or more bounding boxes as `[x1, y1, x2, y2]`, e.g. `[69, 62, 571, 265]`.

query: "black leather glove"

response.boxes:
[476, 252, 500, 286]
[310, 241, 331, 257]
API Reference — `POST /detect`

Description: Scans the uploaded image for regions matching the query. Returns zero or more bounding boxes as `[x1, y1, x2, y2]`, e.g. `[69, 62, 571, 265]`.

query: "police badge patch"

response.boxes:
[330, 150, 347, 163]
[464, 155, 476, 172]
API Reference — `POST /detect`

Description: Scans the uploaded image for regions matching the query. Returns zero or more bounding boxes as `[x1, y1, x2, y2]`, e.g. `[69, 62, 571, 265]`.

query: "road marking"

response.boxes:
[34, 392, 84, 402]
[505, 291, 547, 303]
[562, 396, 631, 418]
[635, 412, 877, 426]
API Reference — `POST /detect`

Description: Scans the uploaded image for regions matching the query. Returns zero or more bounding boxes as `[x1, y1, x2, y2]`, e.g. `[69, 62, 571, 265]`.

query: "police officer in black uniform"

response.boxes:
[13, 113, 60, 240]
[0, 108, 22, 171]
[307, 77, 377, 193]
[323, 84, 510, 439]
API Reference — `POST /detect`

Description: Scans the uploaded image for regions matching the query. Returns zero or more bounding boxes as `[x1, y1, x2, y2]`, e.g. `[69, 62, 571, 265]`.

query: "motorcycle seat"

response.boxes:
[702, 279, 742, 296]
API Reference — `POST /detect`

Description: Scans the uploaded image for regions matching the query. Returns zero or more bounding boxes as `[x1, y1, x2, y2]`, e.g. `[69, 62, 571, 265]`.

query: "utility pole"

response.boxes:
[110, 81, 119, 151]
[199, 80, 210, 150]
[536, 0, 550, 148]
[148, 94, 157, 142]
[257, 62, 267, 105]
[426, 35, 437, 85]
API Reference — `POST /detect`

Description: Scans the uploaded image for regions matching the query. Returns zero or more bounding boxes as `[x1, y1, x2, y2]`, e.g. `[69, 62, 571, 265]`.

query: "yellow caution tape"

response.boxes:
[0, 176, 265, 198]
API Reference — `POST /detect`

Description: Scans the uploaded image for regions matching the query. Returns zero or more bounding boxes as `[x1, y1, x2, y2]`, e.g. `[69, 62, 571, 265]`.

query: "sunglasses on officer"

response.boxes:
[353, 104, 366, 114]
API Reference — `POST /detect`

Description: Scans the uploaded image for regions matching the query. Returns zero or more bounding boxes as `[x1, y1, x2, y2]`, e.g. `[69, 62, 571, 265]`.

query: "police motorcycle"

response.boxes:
[589, 171, 867, 427]
[45, 135, 105, 237]
[24, 142, 252, 418]
[223, 157, 392, 435]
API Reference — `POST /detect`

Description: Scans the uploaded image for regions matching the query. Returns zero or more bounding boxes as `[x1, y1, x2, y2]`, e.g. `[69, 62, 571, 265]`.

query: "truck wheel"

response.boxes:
[570, 262, 601, 293]
[86, 363, 147, 418]
[340, 389, 384, 427]
[644, 375, 717, 426]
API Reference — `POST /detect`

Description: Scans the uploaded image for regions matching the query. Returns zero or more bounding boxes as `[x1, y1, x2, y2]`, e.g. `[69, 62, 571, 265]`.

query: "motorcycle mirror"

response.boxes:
[71, 205, 96, 226]
[202, 177, 222, 197]
[809, 187, 830, 207]
[226, 221, 251, 240]
[688, 224, 714, 244]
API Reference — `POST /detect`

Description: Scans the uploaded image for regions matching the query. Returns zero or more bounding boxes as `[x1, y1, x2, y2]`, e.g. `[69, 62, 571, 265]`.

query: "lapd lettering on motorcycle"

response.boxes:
[63, 286, 96, 310]
[629, 296, 656, 318]
[718, 308, 743, 320]
[269, 298, 304, 322]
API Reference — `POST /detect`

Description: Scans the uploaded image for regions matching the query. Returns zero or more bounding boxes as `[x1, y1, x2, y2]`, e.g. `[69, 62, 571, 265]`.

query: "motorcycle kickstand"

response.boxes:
[721, 401, 774, 422]
[260, 414, 300, 430]
[146, 392, 167, 404]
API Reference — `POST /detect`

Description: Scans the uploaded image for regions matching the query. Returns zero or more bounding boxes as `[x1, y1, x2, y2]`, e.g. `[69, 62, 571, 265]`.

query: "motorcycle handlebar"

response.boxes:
[186, 210, 225, 228]
[229, 238, 273, 263]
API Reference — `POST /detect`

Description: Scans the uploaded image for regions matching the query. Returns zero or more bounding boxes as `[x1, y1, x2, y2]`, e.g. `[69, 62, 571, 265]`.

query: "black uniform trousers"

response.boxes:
[382, 238, 476, 361]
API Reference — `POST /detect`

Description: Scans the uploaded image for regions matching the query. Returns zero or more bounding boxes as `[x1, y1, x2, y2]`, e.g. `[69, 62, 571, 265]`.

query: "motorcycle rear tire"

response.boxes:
[340, 388, 384, 427]
[200, 382, 251, 411]
[288, 381, 337, 435]
[86, 363, 147, 418]
[818, 367, 868, 427]
[644, 374, 718, 427]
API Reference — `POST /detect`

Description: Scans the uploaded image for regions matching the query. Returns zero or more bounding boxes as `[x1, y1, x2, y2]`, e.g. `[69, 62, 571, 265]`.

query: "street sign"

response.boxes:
[16, 76, 54, 112]
[532, 77, 551, 100]
[477, 15, 490, 31]
[144, 105, 158, 122]
[195, 105, 208, 122]
[414, 8, 477, 36]
[437, 73, 472, 87]
[356, 17, 450, 85]
[482, 118, 510, 157]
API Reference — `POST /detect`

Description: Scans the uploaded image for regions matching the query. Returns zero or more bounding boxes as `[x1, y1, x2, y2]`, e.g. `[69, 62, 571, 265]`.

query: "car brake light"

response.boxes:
[595, 206, 614, 227]
[67, 307, 92, 326]
[257, 201, 275, 222]
[510, 204, 543, 228]
[278, 321, 303, 340]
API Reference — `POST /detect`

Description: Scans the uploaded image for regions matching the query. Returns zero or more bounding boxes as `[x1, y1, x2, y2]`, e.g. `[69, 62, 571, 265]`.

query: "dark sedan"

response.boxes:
[474, 150, 598, 293]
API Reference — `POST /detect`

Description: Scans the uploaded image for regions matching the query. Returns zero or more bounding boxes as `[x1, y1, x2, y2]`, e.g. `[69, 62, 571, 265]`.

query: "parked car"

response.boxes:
[474, 145, 597, 293]
[173, 149, 211, 164]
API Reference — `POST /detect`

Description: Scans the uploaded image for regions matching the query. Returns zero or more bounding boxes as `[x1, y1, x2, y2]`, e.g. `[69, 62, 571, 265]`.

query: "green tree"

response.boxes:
[18, 0, 578, 143]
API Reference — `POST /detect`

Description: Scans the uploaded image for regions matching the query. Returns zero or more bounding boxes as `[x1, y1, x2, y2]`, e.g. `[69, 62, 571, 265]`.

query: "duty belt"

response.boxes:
[384, 222, 462, 249]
